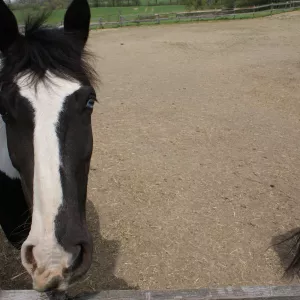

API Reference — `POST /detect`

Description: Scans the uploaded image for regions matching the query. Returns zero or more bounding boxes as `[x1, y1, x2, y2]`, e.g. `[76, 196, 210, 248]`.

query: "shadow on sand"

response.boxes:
[271, 227, 300, 282]
[0, 199, 138, 296]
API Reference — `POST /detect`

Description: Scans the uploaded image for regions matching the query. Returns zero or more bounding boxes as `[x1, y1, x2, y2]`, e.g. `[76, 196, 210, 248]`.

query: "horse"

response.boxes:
[0, 0, 97, 292]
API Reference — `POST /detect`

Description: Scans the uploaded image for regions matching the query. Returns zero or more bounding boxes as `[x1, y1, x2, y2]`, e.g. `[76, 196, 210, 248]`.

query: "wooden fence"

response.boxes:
[95, 0, 300, 28]
[17, 0, 300, 31]
[2, 285, 300, 300]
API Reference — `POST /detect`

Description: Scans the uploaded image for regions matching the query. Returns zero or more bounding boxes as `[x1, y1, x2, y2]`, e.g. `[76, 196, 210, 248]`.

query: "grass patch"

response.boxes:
[14, 6, 299, 26]
[14, 5, 186, 24]
[91, 7, 298, 28]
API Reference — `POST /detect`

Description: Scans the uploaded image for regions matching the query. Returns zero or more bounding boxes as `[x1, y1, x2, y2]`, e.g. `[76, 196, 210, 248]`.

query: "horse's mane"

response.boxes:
[0, 12, 97, 87]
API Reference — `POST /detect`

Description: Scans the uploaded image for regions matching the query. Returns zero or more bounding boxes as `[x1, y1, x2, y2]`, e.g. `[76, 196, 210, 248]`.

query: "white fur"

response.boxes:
[0, 117, 20, 179]
[17, 72, 80, 283]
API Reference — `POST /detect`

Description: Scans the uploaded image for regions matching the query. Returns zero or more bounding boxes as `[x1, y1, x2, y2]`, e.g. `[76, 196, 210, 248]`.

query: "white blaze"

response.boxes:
[17, 72, 80, 273]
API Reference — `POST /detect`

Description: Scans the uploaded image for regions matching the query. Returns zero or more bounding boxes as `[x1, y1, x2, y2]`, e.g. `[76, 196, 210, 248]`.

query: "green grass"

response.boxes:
[91, 7, 296, 28]
[139, 0, 181, 5]
[14, 5, 186, 24]
[14, 9, 66, 24]
[14, 5, 299, 26]
[94, 5, 185, 21]
[215, 8, 292, 19]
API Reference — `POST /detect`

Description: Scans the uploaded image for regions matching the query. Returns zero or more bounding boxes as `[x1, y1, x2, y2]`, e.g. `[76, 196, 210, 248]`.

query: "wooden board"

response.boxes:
[1, 286, 300, 300]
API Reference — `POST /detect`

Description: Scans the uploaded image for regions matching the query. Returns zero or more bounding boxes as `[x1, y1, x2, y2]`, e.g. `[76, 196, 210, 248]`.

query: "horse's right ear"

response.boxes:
[64, 0, 91, 46]
[0, 0, 20, 53]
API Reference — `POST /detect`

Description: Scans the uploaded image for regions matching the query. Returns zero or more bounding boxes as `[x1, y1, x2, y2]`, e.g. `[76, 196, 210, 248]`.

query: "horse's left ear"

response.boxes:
[64, 0, 91, 46]
[0, 0, 20, 53]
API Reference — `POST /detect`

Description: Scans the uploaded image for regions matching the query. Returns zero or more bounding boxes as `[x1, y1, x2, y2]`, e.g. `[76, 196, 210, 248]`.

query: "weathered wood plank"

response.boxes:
[0, 290, 49, 300]
[1, 286, 300, 300]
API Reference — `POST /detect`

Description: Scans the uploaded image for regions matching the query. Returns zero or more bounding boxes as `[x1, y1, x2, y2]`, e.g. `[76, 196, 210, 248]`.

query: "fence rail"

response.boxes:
[94, 0, 300, 28]
[17, 0, 300, 31]
[2, 285, 300, 300]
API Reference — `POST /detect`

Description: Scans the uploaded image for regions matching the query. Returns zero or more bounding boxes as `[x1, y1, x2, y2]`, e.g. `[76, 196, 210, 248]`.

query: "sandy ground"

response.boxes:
[1, 11, 300, 295]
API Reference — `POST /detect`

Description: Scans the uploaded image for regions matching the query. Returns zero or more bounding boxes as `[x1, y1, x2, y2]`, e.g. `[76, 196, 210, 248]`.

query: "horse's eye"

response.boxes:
[86, 98, 95, 109]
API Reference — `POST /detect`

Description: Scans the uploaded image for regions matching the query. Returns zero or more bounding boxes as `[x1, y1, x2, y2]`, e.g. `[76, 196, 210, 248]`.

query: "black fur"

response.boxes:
[0, 87, 35, 248]
[0, 12, 97, 88]
[0, 0, 19, 52]
[64, 0, 91, 44]
[54, 86, 94, 282]
[0, 171, 31, 249]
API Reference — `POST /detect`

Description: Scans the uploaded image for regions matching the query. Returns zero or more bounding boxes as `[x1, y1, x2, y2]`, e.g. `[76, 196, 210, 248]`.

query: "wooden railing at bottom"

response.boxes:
[1, 285, 300, 300]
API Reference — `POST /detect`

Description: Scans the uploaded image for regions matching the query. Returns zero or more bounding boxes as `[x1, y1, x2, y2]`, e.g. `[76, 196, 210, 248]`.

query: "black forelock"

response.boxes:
[0, 12, 97, 87]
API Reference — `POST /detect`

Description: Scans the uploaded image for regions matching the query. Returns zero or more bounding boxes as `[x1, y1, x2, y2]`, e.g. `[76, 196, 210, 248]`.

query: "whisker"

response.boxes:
[11, 272, 27, 281]
[10, 219, 31, 235]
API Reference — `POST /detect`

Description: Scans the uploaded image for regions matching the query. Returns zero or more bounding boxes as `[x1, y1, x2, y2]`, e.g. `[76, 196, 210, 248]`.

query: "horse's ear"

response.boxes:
[64, 0, 91, 46]
[0, 0, 20, 53]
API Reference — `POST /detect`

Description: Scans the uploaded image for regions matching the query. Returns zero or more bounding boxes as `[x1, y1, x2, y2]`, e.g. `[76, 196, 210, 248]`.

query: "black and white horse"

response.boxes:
[0, 0, 97, 292]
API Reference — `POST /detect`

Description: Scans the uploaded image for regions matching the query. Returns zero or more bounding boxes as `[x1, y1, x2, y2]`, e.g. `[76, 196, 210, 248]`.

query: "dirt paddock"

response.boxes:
[1, 11, 300, 294]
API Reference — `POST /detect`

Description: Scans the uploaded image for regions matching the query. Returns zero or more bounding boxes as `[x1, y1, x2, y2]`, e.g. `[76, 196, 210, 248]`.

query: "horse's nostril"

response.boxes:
[43, 276, 62, 292]
[67, 239, 93, 284]
[24, 245, 37, 271]
[70, 244, 84, 272]
[33, 274, 64, 292]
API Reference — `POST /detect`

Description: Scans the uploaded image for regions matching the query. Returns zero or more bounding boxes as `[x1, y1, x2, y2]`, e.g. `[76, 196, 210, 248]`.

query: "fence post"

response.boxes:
[118, 8, 122, 24]
[233, 7, 236, 19]
[98, 17, 103, 29]
[252, 5, 255, 17]
[119, 15, 124, 27]
[156, 13, 160, 24]
[270, 3, 273, 14]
